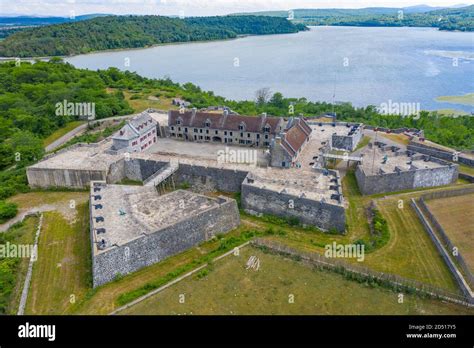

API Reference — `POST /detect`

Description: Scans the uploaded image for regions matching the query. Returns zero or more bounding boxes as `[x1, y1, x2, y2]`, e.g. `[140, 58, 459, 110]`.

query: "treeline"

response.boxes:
[0, 15, 307, 57]
[236, 5, 474, 32]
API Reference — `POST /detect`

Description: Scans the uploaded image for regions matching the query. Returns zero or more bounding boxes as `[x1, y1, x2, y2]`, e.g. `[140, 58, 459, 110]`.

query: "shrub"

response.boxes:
[0, 201, 18, 223]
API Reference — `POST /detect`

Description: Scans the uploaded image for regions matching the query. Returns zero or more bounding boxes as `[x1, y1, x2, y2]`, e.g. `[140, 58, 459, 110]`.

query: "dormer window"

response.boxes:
[120, 130, 124, 136]
[239, 122, 246, 131]
[263, 125, 271, 133]
[176, 117, 182, 125]
[205, 119, 211, 128]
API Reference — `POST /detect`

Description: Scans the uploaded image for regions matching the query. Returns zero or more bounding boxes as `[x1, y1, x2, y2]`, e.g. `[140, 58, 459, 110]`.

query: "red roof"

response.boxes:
[281, 118, 312, 158]
[169, 110, 283, 135]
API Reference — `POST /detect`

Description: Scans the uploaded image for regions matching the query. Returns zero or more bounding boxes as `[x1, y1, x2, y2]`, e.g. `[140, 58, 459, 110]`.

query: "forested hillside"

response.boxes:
[0, 15, 307, 57]
[234, 5, 474, 31]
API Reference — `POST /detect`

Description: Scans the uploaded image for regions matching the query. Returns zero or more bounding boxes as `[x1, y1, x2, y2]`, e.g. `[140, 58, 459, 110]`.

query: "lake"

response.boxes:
[66, 26, 474, 112]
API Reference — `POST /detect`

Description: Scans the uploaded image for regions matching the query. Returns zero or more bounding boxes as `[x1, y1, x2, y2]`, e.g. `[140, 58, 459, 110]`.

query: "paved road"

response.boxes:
[45, 115, 133, 152]
[0, 205, 56, 233]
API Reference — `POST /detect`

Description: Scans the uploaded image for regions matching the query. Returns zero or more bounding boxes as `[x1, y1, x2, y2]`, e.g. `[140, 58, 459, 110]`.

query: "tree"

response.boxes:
[255, 87, 271, 106]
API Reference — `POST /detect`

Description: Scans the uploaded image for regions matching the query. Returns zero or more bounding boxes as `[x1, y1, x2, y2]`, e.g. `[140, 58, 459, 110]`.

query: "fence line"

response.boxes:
[17, 213, 43, 315]
[251, 238, 473, 307]
[419, 199, 473, 287]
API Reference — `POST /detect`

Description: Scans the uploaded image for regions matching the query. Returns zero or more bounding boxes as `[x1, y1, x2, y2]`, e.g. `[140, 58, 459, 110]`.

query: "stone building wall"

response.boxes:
[91, 196, 240, 287]
[241, 183, 346, 232]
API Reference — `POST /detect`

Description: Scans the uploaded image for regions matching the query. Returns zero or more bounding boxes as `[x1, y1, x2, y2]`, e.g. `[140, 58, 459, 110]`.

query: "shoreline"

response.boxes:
[1, 24, 470, 61]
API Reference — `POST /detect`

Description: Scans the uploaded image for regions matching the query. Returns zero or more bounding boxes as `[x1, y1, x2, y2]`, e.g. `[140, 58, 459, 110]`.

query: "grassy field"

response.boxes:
[72, 222, 264, 314]
[436, 93, 474, 107]
[107, 88, 180, 113]
[43, 121, 84, 147]
[25, 204, 91, 314]
[354, 135, 371, 152]
[0, 216, 39, 314]
[380, 133, 411, 146]
[120, 247, 472, 315]
[426, 193, 474, 273]
[458, 163, 474, 176]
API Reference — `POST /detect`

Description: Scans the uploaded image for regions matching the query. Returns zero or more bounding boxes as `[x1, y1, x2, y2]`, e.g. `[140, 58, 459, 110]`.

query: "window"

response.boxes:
[224, 131, 227, 136]
[230, 132, 233, 136]
[199, 129, 203, 133]
[215, 130, 218, 135]
[177, 119, 181, 125]
[194, 128, 198, 133]
[206, 130, 209, 134]
[264, 126, 270, 133]
[265, 134, 269, 139]
[247, 133, 251, 138]
[256, 134, 260, 139]
[178, 127, 181, 131]
[171, 126, 174, 131]
[184, 128, 188, 133]
[240, 132, 243, 137]
[239, 122, 245, 131]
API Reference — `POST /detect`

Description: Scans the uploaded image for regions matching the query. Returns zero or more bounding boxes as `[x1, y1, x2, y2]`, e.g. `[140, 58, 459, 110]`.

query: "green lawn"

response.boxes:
[120, 247, 472, 315]
[43, 121, 84, 147]
[0, 216, 39, 314]
[25, 204, 91, 314]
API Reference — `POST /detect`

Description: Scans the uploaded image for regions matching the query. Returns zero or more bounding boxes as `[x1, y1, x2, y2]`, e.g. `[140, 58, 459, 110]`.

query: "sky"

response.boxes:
[0, 0, 472, 17]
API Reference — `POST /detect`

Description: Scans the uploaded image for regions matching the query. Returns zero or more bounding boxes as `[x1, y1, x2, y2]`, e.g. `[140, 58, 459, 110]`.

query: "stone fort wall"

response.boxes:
[241, 183, 346, 232]
[27, 167, 107, 189]
[91, 196, 240, 287]
[175, 163, 249, 193]
[408, 141, 474, 168]
[355, 163, 459, 195]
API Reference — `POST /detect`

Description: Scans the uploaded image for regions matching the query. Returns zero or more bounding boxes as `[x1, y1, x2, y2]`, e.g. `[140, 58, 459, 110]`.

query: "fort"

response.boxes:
[25, 108, 462, 285]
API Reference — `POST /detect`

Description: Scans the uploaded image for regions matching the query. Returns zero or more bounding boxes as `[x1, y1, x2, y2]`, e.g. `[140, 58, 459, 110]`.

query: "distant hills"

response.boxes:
[0, 14, 109, 26]
[232, 5, 474, 31]
[0, 14, 109, 39]
[0, 15, 307, 57]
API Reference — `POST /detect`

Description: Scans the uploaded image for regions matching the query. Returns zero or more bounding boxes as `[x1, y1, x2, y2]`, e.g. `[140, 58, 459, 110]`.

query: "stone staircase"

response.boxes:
[144, 161, 179, 187]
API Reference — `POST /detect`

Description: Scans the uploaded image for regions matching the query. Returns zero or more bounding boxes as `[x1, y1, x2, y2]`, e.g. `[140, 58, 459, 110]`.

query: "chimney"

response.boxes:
[190, 107, 197, 125]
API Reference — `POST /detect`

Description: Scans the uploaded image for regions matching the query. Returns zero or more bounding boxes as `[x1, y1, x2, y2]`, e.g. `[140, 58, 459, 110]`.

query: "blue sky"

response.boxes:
[0, 0, 472, 17]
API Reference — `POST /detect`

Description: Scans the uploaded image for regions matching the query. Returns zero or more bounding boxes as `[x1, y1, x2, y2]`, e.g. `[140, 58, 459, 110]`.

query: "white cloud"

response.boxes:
[1, 0, 473, 17]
